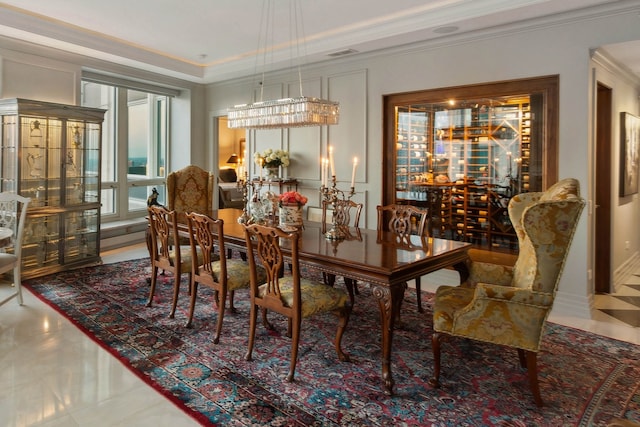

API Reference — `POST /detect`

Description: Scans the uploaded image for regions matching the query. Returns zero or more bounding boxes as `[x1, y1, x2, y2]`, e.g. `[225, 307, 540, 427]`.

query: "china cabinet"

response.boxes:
[0, 98, 105, 278]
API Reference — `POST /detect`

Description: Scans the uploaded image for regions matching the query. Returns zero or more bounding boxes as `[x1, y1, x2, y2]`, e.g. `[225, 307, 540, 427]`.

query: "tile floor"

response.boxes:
[0, 243, 638, 426]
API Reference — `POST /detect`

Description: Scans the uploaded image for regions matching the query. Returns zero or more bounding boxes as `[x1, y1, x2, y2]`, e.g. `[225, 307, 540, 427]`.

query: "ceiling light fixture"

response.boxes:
[228, 0, 339, 129]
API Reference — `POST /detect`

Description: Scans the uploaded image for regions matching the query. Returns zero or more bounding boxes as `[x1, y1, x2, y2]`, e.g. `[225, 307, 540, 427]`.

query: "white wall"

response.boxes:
[206, 7, 640, 318]
[591, 51, 640, 276]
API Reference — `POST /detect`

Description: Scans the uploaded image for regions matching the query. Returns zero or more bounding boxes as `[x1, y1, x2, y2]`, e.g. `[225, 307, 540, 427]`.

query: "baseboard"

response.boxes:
[613, 251, 640, 293]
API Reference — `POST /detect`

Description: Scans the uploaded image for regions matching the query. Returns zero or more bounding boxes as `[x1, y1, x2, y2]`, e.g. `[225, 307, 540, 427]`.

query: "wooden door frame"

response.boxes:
[595, 82, 612, 293]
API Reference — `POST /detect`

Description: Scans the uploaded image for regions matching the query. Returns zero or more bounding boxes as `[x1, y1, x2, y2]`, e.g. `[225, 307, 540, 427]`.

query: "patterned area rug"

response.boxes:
[25, 258, 640, 426]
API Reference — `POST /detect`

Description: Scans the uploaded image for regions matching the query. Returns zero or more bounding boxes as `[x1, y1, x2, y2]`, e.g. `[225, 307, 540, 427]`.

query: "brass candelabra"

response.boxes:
[320, 175, 355, 240]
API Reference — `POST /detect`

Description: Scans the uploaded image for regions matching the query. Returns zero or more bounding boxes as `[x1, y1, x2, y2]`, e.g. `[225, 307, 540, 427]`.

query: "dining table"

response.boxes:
[155, 207, 471, 395]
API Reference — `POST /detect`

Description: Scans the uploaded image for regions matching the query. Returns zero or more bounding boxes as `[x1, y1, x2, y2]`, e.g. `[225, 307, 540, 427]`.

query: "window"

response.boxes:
[81, 82, 169, 222]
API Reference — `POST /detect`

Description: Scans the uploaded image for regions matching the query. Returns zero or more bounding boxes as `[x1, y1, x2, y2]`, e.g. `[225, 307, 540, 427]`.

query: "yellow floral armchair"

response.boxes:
[430, 178, 585, 407]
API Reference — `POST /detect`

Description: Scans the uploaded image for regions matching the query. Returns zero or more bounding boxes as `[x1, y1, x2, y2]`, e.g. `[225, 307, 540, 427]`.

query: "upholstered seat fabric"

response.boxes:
[258, 276, 350, 318]
[209, 258, 265, 291]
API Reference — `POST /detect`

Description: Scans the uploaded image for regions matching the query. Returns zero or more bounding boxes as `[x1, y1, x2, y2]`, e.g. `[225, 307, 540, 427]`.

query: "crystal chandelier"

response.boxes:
[227, 0, 340, 129]
[228, 97, 339, 129]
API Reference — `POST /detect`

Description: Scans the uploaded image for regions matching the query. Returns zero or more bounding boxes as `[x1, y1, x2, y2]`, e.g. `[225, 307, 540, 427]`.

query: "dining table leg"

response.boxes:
[372, 283, 405, 395]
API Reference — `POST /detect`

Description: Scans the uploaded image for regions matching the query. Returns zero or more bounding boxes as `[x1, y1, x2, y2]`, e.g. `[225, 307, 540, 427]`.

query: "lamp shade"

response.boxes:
[227, 154, 239, 164]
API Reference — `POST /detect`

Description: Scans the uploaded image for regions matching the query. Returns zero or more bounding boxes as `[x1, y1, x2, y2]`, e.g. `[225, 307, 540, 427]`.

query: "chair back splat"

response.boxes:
[376, 203, 428, 312]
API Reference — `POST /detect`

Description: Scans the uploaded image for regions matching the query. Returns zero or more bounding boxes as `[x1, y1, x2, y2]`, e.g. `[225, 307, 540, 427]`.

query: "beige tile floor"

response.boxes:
[0, 242, 638, 426]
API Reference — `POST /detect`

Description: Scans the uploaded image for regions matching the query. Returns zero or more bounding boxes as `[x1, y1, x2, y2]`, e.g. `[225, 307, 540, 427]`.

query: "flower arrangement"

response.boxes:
[279, 191, 308, 207]
[254, 148, 290, 169]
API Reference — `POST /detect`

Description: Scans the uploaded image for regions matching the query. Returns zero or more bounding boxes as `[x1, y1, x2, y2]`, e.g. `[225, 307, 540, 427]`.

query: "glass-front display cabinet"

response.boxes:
[384, 77, 559, 253]
[0, 98, 105, 278]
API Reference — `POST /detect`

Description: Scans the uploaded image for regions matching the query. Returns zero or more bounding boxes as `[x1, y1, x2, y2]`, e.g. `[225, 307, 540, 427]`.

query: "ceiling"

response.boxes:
[0, 0, 638, 84]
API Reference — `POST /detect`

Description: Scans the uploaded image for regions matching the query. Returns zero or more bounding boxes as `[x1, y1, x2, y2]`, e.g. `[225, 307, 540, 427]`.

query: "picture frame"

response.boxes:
[620, 112, 640, 197]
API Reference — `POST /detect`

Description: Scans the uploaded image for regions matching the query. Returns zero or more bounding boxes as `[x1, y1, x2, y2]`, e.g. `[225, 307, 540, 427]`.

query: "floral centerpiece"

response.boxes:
[278, 191, 308, 207]
[254, 149, 290, 168]
[278, 191, 307, 228]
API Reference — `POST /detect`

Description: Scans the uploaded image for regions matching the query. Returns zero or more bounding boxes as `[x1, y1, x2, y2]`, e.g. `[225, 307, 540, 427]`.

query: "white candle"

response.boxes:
[329, 146, 335, 178]
[321, 157, 326, 187]
[259, 158, 263, 180]
[350, 157, 358, 188]
[324, 158, 329, 187]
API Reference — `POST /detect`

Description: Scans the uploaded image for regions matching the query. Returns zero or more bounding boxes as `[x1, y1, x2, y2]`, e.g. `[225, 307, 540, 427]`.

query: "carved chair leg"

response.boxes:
[185, 282, 198, 328]
[517, 348, 526, 368]
[334, 306, 351, 362]
[146, 266, 158, 306]
[213, 290, 226, 344]
[245, 303, 258, 361]
[525, 350, 543, 407]
[261, 307, 274, 330]
[287, 317, 301, 382]
[429, 332, 443, 387]
[344, 278, 356, 306]
[228, 290, 237, 313]
[323, 272, 336, 286]
[169, 273, 181, 319]
[415, 277, 423, 312]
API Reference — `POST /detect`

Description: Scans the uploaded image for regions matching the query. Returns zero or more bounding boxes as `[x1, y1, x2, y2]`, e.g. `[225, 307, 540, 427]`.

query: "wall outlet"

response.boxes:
[625, 240, 631, 250]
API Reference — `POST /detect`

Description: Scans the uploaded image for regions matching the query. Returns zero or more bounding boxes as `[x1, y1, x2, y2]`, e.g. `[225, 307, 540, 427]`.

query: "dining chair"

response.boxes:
[376, 204, 429, 312]
[430, 178, 585, 407]
[146, 205, 202, 318]
[321, 198, 363, 304]
[185, 212, 264, 341]
[166, 165, 215, 221]
[0, 193, 30, 307]
[243, 223, 352, 382]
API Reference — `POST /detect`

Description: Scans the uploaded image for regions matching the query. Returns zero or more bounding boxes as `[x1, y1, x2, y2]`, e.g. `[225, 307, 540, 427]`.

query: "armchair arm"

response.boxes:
[467, 261, 514, 287]
[451, 282, 554, 351]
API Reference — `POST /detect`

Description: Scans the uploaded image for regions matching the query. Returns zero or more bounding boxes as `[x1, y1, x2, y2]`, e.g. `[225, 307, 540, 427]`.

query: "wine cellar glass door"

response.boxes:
[386, 76, 559, 254]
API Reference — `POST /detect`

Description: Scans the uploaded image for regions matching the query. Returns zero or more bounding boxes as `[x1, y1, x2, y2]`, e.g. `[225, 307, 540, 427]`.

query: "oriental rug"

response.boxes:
[24, 258, 640, 426]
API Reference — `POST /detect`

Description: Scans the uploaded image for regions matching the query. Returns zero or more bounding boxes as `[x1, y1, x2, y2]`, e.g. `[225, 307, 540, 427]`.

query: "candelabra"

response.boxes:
[320, 175, 355, 240]
[237, 172, 275, 225]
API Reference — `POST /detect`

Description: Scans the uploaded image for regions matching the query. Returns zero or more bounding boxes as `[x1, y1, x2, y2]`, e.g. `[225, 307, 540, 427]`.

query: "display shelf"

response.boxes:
[0, 98, 105, 278]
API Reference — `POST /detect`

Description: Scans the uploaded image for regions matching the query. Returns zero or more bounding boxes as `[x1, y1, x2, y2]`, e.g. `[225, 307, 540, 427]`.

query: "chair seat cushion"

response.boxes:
[169, 246, 203, 272]
[259, 277, 349, 317]
[211, 259, 265, 290]
[432, 284, 474, 333]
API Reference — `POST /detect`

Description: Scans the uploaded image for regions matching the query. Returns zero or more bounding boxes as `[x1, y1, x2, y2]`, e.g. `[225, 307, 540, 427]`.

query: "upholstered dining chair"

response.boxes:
[430, 178, 585, 407]
[186, 212, 264, 342]
[376, 204, 429, 312]
[146, 205, 202, 318]
[166, 164, 215, 222]
[321, 199, 363, 304]
[243, 223, 352, 382]
[0, 193, 30, 307]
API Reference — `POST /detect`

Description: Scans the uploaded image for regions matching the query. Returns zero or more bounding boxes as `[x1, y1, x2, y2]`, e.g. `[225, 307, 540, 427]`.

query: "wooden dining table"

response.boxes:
[160, 208, 471, 395]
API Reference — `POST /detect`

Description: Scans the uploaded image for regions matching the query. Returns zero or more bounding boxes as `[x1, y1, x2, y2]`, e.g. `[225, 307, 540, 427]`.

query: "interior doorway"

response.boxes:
[595, 83, 612, 294]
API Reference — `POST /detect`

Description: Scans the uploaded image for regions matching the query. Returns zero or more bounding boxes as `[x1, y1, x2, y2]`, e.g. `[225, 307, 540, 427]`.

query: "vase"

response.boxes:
[265, 166, 280, 181]
[279, 203, 303, 228]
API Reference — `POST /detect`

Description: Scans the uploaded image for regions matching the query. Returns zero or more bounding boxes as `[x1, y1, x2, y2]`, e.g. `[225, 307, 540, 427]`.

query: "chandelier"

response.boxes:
[227, 0, 340, 129]
[228, 97, 339, 129]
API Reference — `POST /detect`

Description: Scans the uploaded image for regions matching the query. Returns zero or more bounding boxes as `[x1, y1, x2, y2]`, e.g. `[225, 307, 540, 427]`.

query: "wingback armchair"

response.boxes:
[430, 178, 585, 407]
